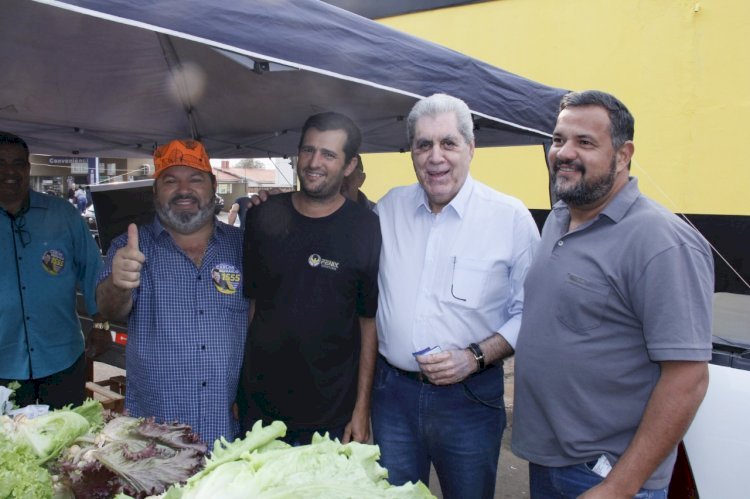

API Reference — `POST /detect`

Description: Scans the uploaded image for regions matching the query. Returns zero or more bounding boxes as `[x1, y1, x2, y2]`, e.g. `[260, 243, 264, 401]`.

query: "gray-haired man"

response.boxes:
[371, 94, 540, 498]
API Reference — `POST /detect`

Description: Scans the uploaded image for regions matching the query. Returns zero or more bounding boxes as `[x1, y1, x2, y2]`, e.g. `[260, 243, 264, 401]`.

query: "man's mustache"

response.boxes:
[553, 160, 585, 174]
[169, 193, 200, 205]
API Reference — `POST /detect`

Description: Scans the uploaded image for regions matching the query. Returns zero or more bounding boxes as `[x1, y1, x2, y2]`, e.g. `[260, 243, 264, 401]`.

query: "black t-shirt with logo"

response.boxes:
[240, 193, 380, 430]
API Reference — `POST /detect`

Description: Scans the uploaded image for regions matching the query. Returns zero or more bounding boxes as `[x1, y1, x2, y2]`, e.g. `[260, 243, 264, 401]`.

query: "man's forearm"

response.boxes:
[479, 332, 514, 365]
[354, 317, 378, 412]
[591, 361, 709, 497]
[342, 317, 377, 443]
[96, 275, 133, 322]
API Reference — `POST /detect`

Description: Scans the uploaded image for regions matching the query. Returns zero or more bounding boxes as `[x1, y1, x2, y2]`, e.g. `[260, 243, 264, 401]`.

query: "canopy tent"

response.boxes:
[1, 0, 566, 159]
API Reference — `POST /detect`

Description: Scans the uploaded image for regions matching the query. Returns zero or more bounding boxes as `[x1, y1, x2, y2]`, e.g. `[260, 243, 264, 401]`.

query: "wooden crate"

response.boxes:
[85, 381, 125, 413]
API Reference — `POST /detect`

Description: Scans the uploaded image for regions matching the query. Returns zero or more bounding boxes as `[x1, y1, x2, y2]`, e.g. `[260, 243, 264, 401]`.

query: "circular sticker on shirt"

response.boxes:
[41, 249, 65, 275]
[211, 264, 241, 295]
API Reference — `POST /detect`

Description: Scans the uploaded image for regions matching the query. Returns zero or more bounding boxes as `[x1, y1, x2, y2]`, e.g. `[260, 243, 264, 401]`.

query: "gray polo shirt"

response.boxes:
[512, 178, 713, 490]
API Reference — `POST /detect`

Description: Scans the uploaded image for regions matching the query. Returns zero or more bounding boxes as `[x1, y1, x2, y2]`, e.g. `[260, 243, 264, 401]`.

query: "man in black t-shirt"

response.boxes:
[239, 112, 381, 445]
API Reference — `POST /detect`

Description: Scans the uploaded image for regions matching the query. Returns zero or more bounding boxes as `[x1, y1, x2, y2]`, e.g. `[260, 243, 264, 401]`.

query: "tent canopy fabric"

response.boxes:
[0, 0, 567, 158]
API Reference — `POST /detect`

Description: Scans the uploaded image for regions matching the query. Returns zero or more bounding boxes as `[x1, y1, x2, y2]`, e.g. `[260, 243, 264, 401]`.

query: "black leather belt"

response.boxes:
[379, 353, 496, 385]
[379, 354, 434, 384]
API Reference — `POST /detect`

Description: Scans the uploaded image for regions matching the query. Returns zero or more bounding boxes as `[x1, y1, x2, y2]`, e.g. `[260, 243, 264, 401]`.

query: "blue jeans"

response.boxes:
[371, 356, 505, 499]
[529, 462, 668, 498]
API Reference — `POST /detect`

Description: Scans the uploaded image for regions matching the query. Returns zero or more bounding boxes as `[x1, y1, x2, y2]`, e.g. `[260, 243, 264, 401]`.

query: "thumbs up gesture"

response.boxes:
[111, 223, 146, 290]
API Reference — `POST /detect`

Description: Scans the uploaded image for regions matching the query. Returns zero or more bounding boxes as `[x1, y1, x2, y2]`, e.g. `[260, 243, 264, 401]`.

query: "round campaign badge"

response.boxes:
[41, 249, 65, 276]
[211, 264, 241, 295]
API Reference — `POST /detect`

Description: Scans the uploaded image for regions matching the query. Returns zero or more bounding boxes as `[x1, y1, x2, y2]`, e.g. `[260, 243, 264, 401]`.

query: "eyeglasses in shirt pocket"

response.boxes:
[447, 257, 499, 308]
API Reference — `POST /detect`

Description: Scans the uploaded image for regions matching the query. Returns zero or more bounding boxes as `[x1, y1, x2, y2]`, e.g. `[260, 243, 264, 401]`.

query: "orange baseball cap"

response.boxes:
[153, 139, 212, 178]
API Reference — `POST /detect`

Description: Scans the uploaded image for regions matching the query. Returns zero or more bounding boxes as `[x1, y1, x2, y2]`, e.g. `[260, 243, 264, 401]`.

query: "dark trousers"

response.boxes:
[0, 353, 86, 409]
[241, 414, 346, 447]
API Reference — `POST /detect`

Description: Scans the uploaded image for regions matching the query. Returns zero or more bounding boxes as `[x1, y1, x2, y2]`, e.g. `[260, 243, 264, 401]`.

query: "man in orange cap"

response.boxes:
[96, 139, 249, 446]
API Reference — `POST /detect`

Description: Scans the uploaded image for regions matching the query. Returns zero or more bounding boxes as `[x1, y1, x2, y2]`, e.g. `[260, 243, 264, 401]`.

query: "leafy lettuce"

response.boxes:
[54, 415, 207, 498]
[0, 399, 102, 498]
[0, 399, 103, 465]
[152, 421, 434, 499]
[0, 431, 53, 499]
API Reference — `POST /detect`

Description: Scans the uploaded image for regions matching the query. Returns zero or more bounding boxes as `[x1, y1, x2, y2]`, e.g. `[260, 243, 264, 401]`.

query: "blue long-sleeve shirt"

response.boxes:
[1, 190, 101, 379]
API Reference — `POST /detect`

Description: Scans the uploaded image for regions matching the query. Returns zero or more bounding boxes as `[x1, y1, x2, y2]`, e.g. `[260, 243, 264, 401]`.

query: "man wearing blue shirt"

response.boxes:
[97, 139, 249, 446]
[0, 132, 101, 409]
[372, 94, 540, 498]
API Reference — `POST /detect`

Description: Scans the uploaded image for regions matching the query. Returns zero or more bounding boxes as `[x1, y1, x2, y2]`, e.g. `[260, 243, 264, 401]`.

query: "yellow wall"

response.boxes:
[362, 0, 750, 216]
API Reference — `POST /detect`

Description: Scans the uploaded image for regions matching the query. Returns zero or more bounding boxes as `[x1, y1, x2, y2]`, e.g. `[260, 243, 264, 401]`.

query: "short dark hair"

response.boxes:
[354, 154, 364, 172]
[298, 112, 362, 164]
[559, 90, 634, 150]
[0, 131, 30, 158]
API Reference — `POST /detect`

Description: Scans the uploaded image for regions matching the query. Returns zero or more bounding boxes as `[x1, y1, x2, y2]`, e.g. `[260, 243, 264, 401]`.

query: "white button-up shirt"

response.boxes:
[376, 175, 540, 371]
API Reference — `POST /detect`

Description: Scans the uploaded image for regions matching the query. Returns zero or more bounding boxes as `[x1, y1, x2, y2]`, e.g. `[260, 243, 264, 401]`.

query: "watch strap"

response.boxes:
[468, 342, 485, 370]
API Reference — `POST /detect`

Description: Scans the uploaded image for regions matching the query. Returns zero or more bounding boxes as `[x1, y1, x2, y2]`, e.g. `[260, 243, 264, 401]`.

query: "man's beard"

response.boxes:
[553, 157, 617, 207]
[299, 167, 345, 201]
[155, 193, 215, 234]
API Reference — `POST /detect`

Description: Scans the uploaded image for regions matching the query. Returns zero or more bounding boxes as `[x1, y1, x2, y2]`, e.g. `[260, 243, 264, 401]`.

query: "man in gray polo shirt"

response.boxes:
[512, 90, 713, 498]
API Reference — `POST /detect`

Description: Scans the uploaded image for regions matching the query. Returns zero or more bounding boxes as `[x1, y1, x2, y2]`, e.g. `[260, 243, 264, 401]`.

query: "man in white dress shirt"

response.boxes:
[371, 93, 540, 498]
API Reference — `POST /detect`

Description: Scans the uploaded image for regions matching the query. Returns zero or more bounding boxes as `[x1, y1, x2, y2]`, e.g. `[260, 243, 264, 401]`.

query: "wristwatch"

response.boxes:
[467, 342, 485, 370]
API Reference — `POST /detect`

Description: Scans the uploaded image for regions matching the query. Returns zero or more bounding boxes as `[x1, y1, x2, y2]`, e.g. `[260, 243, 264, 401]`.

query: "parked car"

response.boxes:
[678, 292, 750, 498]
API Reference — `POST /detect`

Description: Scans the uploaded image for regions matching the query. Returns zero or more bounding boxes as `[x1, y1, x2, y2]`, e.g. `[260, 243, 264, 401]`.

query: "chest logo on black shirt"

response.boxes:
[308, 253, 340, 271]
[211, 264, 241, 295]
[41, 249, 65, 275]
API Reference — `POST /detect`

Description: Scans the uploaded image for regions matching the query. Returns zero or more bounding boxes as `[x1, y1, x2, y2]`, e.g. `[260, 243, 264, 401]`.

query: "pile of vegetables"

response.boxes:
[2, 395, 433, 498]
[0, 430, 54, 498]
[144, 420, 434, 499]
[0, 399, 206, 499]
[0, 399, 103, 498]
[54, 415, 207, 498]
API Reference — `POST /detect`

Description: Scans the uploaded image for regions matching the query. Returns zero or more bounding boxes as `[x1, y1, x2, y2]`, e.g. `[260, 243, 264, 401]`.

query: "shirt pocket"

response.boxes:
[445, 257, 498, 309]
[555, 273, 611, 332]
